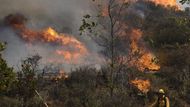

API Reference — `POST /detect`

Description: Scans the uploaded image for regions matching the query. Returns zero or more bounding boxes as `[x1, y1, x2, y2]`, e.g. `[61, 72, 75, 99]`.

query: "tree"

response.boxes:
[0, 42, 16, 95]
[80, 0, 129, 97]
[17, 55, 41, 106]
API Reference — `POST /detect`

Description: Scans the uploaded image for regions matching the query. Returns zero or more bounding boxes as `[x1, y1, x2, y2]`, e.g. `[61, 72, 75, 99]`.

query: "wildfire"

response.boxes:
[128, 29, 160, 72]
[151, 0, 180, 9]
[131, 79, 151, 93]
[5, 14, 88, 63]
[128, 29, 160, 93]
[152, 0, 177, 6]
[22, 27, 87, 62]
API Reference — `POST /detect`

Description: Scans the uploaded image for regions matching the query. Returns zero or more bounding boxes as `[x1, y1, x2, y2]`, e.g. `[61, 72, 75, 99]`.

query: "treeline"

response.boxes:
[0, 43, 190, 107]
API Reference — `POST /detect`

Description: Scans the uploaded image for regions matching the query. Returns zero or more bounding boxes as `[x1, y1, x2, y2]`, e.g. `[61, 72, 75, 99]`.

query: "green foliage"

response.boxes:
[143, 5, 190, 48]
[147, 17, 190, 48]
[0, 42, 16, 94]
[143, 7, 190, 68]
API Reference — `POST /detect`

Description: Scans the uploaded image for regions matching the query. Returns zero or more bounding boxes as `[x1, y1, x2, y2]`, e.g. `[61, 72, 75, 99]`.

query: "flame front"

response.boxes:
[128, 29, 160, 72]
[11, 21, 88, 63]
[152, 0, 178, 7]
[131, 79, 151, 93]
[128, 29, 159, 92]
[98, 1, 162, 93]
[99, 1, 160, 71]
[151, 0, 180, 10]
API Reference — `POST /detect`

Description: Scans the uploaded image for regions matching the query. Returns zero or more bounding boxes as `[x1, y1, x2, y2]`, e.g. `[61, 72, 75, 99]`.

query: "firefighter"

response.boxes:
[150, 89, 170, 107]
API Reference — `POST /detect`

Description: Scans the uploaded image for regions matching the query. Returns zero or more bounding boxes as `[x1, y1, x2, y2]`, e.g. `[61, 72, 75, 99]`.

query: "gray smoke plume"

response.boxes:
[0, 0, 184, 72]
[0, 0, 103, 72]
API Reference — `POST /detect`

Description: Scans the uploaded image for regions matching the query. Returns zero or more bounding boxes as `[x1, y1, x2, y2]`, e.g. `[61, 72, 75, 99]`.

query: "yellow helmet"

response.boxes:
[159, 89, 165, 94]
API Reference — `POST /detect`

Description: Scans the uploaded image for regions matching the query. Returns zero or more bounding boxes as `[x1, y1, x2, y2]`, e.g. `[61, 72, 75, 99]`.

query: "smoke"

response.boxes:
[0, 0, 92, 27]
[0, 0, 103, 72]
[0, 0, 183, 72]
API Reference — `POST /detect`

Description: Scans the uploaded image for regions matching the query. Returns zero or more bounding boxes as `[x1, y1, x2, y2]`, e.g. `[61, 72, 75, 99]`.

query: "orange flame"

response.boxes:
[150, 0, 180, 9]
[131, 79, 151, 93]
[152, 0, 177, 7]
[128, 29, 159, 93]
[128, 29, 160, 72]
[11, 23, 88, 63]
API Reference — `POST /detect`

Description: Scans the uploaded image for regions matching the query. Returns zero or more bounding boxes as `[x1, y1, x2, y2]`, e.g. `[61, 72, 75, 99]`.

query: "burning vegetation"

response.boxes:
[99, 1, 160, 72]
[152, 0, 178, 7]
[128, 29, 160, 93]
[5, 14, 88, 63]
[131, 78, 151, 93]
[128, 29, 160, 72]
[1, 0, 190, 106]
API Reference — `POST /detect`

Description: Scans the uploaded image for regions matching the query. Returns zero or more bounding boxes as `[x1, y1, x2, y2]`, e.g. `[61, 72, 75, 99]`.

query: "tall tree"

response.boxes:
[80, 0, 129, 96]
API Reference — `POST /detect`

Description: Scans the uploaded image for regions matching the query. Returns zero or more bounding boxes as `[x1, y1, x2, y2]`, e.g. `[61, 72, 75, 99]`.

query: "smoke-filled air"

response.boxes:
[0, 0, 190, 107]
